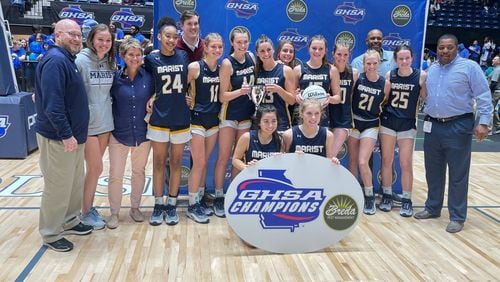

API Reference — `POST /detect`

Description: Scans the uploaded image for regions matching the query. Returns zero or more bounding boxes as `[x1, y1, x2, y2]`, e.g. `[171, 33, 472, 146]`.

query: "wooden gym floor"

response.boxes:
[0, 143, 499, 281]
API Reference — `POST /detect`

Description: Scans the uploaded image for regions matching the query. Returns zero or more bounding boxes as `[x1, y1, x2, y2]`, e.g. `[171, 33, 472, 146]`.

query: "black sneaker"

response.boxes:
[400, 199, 413, 217]
[200, 196, 214, 216]
[378, 193, 393, 212]
[213, 197, 225, 218]
[62, 222, 93, 236]
[44, 237, 73, 252]
[363, 196, 376, 215]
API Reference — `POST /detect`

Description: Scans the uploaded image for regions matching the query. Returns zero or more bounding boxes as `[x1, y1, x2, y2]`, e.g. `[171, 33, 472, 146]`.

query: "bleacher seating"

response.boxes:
[428, 0, 499, 29]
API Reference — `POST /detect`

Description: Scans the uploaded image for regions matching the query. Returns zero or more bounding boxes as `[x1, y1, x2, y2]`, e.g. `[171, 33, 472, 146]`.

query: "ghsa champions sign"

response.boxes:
[225, 153, 363, 253]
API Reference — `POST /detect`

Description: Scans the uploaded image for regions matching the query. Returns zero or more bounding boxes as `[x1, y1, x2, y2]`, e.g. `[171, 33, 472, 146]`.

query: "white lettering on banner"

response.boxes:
[27, 113, 37, 130]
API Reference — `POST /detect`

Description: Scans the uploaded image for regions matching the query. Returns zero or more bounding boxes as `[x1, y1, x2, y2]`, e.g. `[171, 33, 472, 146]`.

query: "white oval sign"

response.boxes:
[225, 153, 363, 253]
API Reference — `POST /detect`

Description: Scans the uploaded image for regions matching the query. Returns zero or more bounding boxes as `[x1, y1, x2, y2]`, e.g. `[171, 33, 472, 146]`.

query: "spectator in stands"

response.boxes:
[11, 0, 26, 17]
[10, 39, 26, 61]
[480, 37, 496, 70]
[20, 38, 27, 49]
[130, 25, 145, 43]
[468, 40, 481, 63]
[28, 32, 45, 61]
[109, 22, 125, 68]
[10, 40, 25, 87]
[46, 22, 56, 46]
[430, 0, 440, 15]
[351, 29, 395, 76]
[28, 24, 47, 45]
[458, 43, 470, 59]
[109, 22, 125, 42]
[176, 10, 203, 62]
[489, 55, 500, 134]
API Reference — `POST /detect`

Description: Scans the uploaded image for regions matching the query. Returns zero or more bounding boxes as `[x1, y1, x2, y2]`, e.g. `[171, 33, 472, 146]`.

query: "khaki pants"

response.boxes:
[107, 135, 151, 215]
[37, 134, 85, 243]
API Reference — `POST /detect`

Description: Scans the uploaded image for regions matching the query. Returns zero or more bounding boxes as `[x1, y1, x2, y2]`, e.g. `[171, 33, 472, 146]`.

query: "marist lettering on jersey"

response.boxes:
[303, 74, 328, 80]
[157, 65, 184, 73]
[89, 71, 113, 85]
[251, 150, 280, 159]
[256, 77, 280, 84]
[357, 84, 382, 95]
[391, 83, 415, 91]
[340, 79, 352, 86]
[236, 66, 255, 76]
[203, 76, 220, 83]
[295, 145, 324, 154]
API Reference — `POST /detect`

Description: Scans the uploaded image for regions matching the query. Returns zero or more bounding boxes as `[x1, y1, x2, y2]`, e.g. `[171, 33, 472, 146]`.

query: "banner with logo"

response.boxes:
[0, 92, 38, 158]
[225, 154, 363, 253]
[155, 0, 428, 67]
[50, 2, 153, 32]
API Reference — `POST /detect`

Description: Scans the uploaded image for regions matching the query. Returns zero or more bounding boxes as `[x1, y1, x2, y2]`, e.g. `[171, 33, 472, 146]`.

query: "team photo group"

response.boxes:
[34, 7, 492, 253]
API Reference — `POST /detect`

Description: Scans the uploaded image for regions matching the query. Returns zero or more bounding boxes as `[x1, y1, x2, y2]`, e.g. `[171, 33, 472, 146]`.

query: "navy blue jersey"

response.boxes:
[245, 130, 280, 162]
[256, 63, 291, 131]
[298, 63, 331, 127]
[352, 73, 386, 121]
[289, 125, 327, 157]
[298, 63, 331, 92]
[144, 50, 190, 127]
[191, 60, 221, 114]
[329, 68, 354, 128]
[384, 68, 421, 119]
[220, 52, 255, 121]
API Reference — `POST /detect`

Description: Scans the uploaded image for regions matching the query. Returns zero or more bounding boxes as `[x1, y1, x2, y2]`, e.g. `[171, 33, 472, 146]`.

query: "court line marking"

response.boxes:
[15, 245, 47, 282]
[473, 208, 500, 224]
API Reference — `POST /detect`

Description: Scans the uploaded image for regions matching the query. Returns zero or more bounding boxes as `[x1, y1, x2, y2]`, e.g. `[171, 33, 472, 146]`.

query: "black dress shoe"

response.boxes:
[446, 221, 464, 233]
[414, 210, 440, 219]
[44, 238, 73, 252]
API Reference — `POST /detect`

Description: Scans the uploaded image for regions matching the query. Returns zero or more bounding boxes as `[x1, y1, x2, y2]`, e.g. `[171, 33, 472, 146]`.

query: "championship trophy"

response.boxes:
[248, 85, 268, 113]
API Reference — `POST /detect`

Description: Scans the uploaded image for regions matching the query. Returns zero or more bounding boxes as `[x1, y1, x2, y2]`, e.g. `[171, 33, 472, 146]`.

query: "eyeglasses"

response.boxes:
[60, 31, 83, 39]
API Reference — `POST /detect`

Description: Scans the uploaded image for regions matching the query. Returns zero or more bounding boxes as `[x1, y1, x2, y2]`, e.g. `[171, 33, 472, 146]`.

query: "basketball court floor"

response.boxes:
[0, 118, 499, 280]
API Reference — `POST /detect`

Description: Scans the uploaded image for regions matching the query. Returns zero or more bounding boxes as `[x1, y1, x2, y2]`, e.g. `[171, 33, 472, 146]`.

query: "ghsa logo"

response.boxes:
[278, 28, 308, 51]
[110, 8, 145, 30]
[0, 115, 11, 138]
[58, 5, 94, 26]
[228, 169, 326, 232]
[225, 0, 259, 19]
[382, 33, 411, 51]
[334, 2, 365, 25]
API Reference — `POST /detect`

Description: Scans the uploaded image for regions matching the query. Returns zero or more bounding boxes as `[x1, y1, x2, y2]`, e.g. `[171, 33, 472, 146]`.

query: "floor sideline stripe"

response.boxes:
[15, 245, 47, 282]
[473, 207, 500, 224]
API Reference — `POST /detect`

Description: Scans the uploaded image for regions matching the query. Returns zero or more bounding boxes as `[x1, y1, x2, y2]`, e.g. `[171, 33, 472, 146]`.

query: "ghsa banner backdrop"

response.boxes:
[154, 0, 429, 67]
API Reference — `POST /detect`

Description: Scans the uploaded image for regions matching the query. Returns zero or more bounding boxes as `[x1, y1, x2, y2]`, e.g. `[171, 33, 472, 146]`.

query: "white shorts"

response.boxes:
[379, 126, 417, 140]
[147, 125, 191, 144]
[191, 124, 219, 138]
[219, 119, 252, 130]
[350, 127, 379, 140]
